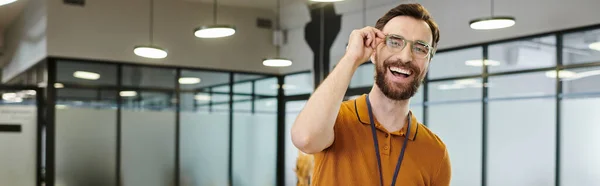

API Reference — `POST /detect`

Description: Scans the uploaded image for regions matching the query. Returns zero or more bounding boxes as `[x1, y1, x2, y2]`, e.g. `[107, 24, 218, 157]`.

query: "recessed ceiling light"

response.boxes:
[73, 71, 100, 80]
[0, 0, 17, 6]
[589, 42, 600, 51]
[545, 70, 576, 79]
[465, 59, 501, 66]
[2, 92, 17, 100]
[263, 58, 292, 67]
[179, 77, 201, 84]
[470, 17, 515, 30]
[54, 83, 64, 88]
[119, 91, 137, 97]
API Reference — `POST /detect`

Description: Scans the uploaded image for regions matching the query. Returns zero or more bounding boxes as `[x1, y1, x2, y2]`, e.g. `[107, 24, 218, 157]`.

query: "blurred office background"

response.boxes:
[0, 0, 599, 186]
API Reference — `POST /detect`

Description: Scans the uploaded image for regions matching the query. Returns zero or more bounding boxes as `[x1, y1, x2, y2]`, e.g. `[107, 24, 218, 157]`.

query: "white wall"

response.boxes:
[0, 105, 37, 186]
[1, 0, 47, 83]
[277, 0, 600, 74]
[45, 0, 278, 73]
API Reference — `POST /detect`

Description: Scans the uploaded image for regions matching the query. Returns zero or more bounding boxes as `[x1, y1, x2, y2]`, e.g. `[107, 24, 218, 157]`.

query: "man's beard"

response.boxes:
[374, 59, 423, 101]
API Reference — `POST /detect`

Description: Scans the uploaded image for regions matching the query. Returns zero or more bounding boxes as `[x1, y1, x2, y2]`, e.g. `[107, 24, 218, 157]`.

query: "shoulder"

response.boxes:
[413, 122, 451, 180]
[414, 123, 447, 151]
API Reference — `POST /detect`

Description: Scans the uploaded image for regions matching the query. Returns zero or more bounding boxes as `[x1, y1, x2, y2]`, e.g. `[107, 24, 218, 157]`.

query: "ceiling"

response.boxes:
[0, 0, 27, 35]
[184, 0, 305, 10]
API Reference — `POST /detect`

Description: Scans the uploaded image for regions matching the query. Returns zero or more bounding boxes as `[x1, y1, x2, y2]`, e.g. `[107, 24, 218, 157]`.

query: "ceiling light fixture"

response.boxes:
[0, 0, 17, 6]
[54, 83, 64, 88]
[470, 0, 515, 30]
[194, 94, 211, 101]
[262, 0, 292, 67]
[194, 0, 235, 38]
[589, 41, 600, 51]
[73, 71, 100, 80]
[134, 0, 168, 59]
[465, 59, 501, 66]
[179, 77, 201, 84]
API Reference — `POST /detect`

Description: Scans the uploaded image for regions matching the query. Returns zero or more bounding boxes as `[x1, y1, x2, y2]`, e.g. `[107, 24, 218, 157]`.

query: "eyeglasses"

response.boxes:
[385, 34, 435, 59]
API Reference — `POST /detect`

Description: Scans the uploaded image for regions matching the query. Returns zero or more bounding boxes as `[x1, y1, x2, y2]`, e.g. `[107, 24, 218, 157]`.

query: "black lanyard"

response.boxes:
[366, 94, 411, 186]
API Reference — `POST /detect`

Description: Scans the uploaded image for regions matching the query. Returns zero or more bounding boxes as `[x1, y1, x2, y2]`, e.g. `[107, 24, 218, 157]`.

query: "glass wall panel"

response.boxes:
[284, 72, 313, 95]
[427, 79, 482, 186]
[232, 74, 277, 186]
[562, 66, 600, 95]
[429, 47, 483, 79]
[488, 35, 556, 73]
[121, 65, 176, 186]
[428, 78, 482, 102]
[350, 63, 374, 88]
[487, 73, 556, 186]
[563, 28, 600, 65]
[255, 78, 279, 96]
[179, 70, 230, 185]
[122, 66, 176, 89]
[55, 88, 117, 186]
[284, 100, 307, 186]
[0, 89, 38, 186]
[488, 72, 555, 99]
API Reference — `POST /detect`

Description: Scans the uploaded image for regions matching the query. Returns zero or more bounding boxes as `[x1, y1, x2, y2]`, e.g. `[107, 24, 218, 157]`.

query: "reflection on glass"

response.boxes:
[57, 60, 117, 86]
[562, 66, 600, 95]
[561, 96, 600, 186]
[488, 72, 555, 99]
[563, 28, 600, 65]
[428, 78, 482, 102]
[487, 98, 556, 186]
[122, 66, 176, 89]
[180, 70, 230, 91]
[429, 47, 483, 79]
[488, 35, 556, 73]
[428, 102, 482, 186]
[55, 89, 117, 186]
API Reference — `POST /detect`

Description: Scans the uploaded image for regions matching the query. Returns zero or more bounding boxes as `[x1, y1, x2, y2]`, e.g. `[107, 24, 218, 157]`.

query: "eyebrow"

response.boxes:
[388, 34, 431, 46]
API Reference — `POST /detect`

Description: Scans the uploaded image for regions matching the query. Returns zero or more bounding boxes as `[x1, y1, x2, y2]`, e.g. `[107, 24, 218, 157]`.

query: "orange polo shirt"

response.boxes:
[311, 94, 451, 186]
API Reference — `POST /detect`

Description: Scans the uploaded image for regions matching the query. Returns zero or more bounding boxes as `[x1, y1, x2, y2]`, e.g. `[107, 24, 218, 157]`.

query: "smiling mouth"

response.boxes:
[389, 66, 412, 78]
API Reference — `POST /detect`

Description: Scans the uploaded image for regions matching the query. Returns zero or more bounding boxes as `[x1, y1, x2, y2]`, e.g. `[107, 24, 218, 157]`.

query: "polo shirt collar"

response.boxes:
[353, 94, 418, 140]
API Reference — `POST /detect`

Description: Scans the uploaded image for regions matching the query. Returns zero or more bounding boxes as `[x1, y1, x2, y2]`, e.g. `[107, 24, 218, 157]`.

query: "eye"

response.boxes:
[387, 38, 404, 48]
[414, 44, 429, 54]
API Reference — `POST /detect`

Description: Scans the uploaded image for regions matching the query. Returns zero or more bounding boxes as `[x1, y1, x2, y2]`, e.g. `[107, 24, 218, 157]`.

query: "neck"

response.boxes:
[368, 84, 410, 132]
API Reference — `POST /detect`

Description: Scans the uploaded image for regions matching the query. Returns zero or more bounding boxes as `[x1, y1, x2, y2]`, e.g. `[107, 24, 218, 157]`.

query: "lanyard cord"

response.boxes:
[366, 94, 411, 186]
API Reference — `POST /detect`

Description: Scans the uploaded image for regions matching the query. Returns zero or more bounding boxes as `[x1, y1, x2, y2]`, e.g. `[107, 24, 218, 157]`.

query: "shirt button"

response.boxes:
[383, 145, 389, 150]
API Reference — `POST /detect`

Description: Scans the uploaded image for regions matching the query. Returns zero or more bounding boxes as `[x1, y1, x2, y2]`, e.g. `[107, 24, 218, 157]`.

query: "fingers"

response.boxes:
[360, 26, 385, 48]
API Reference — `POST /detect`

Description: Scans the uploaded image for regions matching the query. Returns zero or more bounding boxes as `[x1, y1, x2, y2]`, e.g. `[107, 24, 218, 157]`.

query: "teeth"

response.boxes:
[389, 67, 411, 75]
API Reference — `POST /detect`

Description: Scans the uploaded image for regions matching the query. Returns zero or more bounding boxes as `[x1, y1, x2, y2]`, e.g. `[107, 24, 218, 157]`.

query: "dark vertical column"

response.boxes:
[555, 34, 563, 186]
[45, 59, 57, 186]
[228, 72, 234, 185]
[481, 45, 489, 186]
[251, 80, 256, 114]
[36, 87, 43, 186]
[305, 4, 341, 89]
[116, 64, 122, 186]
[276, 75, 286, 186]
[175, 68, 181, 186]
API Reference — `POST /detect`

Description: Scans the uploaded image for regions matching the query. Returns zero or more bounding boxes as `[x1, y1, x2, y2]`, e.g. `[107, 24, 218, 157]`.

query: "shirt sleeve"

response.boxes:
[432, 148, 451, 186]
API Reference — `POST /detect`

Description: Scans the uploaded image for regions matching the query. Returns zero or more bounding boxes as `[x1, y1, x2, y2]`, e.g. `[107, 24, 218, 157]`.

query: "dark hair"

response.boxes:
[375, 3, 440, 49]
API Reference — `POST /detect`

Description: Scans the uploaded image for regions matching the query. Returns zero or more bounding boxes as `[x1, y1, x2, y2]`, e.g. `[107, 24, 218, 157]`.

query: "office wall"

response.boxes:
[44, 0, 278, 75]
[0, 105, 37, 186]
[277, 0, 600, 74]
[1, 0, 47, 82]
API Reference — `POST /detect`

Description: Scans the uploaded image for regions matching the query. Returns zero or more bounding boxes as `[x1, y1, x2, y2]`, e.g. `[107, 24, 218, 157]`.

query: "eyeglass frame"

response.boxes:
[384, 34, 436, 59]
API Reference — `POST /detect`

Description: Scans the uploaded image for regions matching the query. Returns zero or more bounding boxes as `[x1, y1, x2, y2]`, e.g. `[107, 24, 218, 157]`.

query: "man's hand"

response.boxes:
[344, 26, 386, 66]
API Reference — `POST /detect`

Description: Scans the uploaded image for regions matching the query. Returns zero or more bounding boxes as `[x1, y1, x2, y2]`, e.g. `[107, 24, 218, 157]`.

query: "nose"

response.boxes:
[394, 45, 413, 64]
